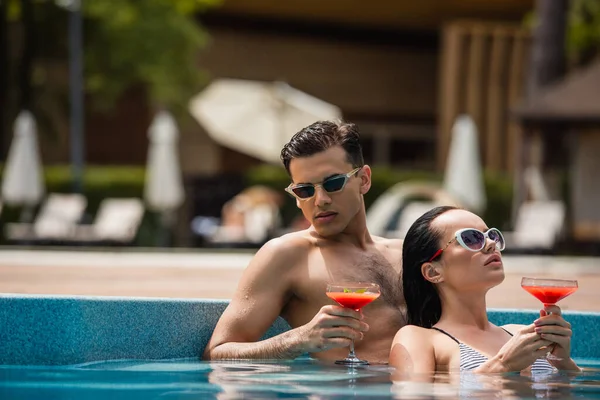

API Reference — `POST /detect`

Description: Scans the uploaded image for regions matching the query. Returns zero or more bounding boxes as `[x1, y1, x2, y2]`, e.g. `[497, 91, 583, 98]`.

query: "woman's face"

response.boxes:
[429, 209, 505, 291]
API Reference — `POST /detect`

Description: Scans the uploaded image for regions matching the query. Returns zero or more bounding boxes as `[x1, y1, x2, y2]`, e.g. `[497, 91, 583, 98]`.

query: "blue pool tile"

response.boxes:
[0, 295, 596, 366]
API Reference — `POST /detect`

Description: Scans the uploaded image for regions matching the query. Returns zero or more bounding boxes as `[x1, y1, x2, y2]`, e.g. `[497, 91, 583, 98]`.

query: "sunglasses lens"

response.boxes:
[322, 176, 347, 193]
[291, 185, 315, 199]
[489, 228, 505, 250]
[460, 229, 485, 250]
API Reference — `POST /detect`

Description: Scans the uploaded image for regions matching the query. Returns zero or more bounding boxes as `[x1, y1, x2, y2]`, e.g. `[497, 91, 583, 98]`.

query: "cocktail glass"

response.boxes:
[521, 277, 578, 361]
[326, 282, 381, 366]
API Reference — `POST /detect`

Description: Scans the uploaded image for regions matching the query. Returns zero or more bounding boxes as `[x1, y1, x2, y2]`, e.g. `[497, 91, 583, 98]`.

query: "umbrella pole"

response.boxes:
[156, 210, 176, 247]
[19, 204, 35, 223]
[17, 204, 36, 246]
[68, 0, 85, 194]
[276, 81, 287, 151]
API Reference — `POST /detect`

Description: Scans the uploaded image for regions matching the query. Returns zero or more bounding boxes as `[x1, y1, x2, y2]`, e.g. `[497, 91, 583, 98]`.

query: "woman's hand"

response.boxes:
[496, 324, 554, 371]
[534, 305, 579, 370]
[476, 324, 553, 373]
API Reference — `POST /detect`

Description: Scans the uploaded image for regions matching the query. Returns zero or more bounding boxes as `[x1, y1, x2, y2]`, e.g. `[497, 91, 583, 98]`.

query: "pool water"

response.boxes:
[1, 358, 600, 399]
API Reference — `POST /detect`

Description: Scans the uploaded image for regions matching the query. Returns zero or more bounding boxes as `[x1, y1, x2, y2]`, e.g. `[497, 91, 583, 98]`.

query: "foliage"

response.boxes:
[524, 0, 600, 66]
[567, 0, 600, 65]
[481, 171, 514, 230]
[245, 164, 514, 231]
[83, 0, 220, 114]
[0, 164, 515, 246]
[5, 0, 220, 118]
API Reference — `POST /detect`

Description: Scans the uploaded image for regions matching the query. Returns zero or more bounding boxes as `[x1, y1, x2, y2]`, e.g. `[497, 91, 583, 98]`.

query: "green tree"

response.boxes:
[567, 0, 600, 66]
[1, 0, 220, 155]
[83, 0, 220, 113]
[525, 0, 600, 67]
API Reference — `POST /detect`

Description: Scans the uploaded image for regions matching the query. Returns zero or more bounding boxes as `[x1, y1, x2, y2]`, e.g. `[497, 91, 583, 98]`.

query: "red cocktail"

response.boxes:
[521, 285, 578, 306]
[326, 282, 381, 366]
[521, 277, 578, 361]
[326, 292, 380, 311]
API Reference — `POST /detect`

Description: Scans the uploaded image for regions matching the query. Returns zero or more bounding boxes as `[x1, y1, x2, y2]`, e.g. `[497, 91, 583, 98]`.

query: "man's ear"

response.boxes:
[359, 165, 372, 195]
[421, 262, 443, 284]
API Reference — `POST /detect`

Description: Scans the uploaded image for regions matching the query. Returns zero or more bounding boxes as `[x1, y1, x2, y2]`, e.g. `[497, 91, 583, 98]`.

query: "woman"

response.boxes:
[390, 206, 580, 374]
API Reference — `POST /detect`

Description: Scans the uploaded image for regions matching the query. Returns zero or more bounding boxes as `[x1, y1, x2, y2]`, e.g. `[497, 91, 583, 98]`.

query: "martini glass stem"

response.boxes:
[346, 307, 361, 362]
[348, 340, 356, 358]
[543, 302, 561, 361]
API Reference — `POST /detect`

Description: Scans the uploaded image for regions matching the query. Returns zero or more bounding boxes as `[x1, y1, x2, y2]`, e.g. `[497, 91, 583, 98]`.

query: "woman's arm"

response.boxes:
[475, 322, 567, 373]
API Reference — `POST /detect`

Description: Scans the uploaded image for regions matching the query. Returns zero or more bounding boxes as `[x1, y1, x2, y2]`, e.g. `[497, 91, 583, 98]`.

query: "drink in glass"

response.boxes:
[326, 282, 380, 366]
[521, 277, 578, 360]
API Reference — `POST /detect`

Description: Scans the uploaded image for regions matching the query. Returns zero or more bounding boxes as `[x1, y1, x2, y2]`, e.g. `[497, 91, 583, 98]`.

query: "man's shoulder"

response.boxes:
[255, 229, 316, 260]
[372, 235, 404, 251]
[240, 231, 315, 279]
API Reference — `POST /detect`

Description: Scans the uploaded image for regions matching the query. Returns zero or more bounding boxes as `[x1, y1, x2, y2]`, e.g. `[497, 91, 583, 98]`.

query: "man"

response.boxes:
[203, 120, 406, 364]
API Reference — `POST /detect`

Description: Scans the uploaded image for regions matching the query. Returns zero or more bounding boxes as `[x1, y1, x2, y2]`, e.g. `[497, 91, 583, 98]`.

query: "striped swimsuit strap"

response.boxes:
[431, 327, 556, 373]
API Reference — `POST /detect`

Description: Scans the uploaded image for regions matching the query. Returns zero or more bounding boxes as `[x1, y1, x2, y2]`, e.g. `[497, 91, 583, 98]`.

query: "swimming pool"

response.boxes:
[1, 294, 599, 399]
[2, 357, 600, 399]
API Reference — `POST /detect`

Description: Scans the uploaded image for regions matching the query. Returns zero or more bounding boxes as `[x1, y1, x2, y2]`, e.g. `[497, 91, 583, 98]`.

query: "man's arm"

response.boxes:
[203, 236, 366, 360]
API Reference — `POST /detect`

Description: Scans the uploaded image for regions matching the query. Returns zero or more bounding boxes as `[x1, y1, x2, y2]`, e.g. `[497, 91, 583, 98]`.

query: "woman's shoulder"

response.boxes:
[390, 325, 437, 368]
[390, 325, 457, 371]
[393, 324, 436, 344]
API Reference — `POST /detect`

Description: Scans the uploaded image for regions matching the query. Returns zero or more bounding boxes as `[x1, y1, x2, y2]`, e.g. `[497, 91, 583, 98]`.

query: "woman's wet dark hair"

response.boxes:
[402, 205, 458, 328]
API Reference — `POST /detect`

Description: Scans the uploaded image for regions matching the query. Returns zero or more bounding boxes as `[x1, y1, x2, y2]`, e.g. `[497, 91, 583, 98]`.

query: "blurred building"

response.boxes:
[30, 0, 535, 176]
[514, 59, 600, 245]
[13, 0, 538, 246]
[185, 0, 535, 175]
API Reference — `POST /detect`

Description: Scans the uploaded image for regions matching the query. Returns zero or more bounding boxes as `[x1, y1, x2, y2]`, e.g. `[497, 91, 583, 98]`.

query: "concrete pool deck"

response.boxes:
[0, 248, 599, 311]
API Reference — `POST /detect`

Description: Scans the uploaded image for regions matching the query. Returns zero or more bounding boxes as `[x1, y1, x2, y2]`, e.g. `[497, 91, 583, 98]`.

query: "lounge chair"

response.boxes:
[366, 181, 461, 238]
[208, 202, 281, 246]
[4, 193, 87, 243]
[393, 202, 438, 239]
[70, 198, 145, 245]
[503, 200, 566, 253]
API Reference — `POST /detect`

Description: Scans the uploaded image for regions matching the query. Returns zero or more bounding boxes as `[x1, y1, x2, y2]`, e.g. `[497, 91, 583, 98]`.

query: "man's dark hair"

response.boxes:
[280, 120, 364, 175]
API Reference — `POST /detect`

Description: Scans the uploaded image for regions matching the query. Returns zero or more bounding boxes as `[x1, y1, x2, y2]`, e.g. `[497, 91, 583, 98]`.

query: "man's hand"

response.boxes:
[297, 305, 369, 353]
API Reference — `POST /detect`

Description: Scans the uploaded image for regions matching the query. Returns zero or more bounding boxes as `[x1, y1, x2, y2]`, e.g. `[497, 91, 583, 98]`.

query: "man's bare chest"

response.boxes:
[294, 249, 404, 308]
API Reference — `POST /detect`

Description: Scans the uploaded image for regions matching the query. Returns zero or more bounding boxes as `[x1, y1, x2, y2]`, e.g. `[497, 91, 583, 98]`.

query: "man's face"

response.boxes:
[287, 146, 370, 237]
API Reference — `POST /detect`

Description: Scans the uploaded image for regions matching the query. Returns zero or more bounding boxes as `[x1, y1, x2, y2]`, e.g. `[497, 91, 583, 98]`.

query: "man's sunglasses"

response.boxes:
[285, 167, 362, 201]
[428, 228, 505, 262]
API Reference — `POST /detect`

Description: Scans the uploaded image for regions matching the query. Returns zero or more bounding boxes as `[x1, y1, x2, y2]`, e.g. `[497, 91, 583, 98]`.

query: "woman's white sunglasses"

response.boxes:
[429, 228, 505, 262]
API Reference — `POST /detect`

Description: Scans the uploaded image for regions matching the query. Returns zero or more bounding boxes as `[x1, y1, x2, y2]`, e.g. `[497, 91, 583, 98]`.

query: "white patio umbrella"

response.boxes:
[144, 111, 184, 213]
[1, 111, 45, 210]
[188, 79, 342, 164]
[443, 115, 487, 214]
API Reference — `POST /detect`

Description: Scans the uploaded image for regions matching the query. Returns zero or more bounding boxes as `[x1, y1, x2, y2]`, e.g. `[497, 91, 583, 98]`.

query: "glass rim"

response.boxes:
[326, 282, 381, 289]
[520, 277, 578, 287]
